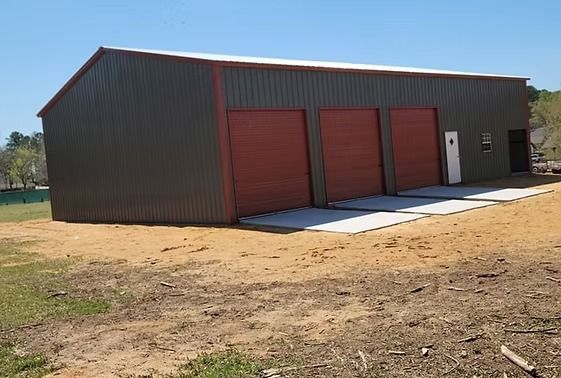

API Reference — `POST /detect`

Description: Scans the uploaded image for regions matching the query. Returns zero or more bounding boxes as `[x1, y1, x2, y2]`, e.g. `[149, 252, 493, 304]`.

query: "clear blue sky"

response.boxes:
[1, 0, 560, 141]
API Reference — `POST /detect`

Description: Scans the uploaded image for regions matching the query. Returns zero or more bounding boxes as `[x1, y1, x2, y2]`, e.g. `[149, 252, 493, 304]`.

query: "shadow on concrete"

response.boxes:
[469, 173, 561, 189]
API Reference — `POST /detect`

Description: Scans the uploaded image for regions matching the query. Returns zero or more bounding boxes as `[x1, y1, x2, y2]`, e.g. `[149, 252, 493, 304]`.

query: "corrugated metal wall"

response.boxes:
[42, 52, 227, 223]
[221, 68, 527, 206]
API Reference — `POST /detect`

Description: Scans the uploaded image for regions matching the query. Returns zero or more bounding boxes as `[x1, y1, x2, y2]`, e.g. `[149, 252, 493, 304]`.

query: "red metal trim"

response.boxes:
[212, 65, 236, 224]
[37, 48, 106, 117]
[389, 105, 441, 110]
[38, 47, 528, 118]
[227, 107, 307, 112]
[318, 106, 380, 110]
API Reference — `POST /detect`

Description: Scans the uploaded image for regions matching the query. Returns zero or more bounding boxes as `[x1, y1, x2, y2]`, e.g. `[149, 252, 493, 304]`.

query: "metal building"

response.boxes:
[38, 47, 530, 224]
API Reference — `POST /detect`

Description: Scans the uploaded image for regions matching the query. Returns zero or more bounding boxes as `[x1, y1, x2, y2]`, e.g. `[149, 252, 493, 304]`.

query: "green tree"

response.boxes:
[528, 85, 540, 103]
[0, 147, 13, 189]
[5, 131, 31, 151]
[8, 147, 37, 189]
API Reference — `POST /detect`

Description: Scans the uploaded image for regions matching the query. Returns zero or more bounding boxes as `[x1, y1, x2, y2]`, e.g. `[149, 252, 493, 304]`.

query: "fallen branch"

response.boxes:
[546, 276, 561, 283]
[161, 245, 186, 252]
[477, 272, 499, 278]
[261, 363, 331, 377]
[530, 315, 561, 321]
[388, 350, 406, 355]
[48, 291, 68, 298]
[501, 345, 537, 376]
[447, 286, 467, 291]
[410, 283, 431, 293]
[473, 256, 487, 261]
[0, 323, 43, 333]
[442, 353, 460, 376]
[504, 327, 557, 334]
[458, 335, 480, 343]
[151, 344, 176, 352]
[160, 281, 176, 288]
[358, 350, 368, 370]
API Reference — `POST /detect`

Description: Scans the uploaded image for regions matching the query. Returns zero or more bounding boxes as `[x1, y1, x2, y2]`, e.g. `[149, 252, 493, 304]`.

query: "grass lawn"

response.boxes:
[0, 343, 52, 378]
[174, 350, 263, 378]
[0, 240, 109, 329]
[0, 202, 51, 222]
[0, 240, 110, 377]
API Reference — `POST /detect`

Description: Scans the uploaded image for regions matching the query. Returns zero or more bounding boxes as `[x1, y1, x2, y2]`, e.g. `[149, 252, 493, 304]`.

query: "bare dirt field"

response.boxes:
[1, 174, 561, 377]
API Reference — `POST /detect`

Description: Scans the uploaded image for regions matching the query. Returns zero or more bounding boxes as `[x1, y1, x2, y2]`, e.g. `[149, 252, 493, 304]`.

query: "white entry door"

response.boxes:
[444, 131, 461, 184]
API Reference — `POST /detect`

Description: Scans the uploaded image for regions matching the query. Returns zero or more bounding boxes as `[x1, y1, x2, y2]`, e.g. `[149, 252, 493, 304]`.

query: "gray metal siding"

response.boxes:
[221, 68, 527, 205]
[42, 52, 226, 223]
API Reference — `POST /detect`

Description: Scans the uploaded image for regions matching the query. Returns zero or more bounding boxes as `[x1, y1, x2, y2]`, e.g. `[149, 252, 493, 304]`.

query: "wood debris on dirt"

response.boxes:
[504, 327, 558, 334]
[160, 281, 176, 288]
[546, 276, 561, 283]
[388, 350, 406, 355]
[476, 272, 500, 278]
[48, 291, 68, 298]
[161, 245, 187, 252]
[358, 350, 368, 369]
[442, 353, 460, 375]
[500, 345, 538, 376]
[458, 334, 480, 343]
[448, 286, 467, 292]
[0, 323, 43, 334]
[410, 283, 431, 293]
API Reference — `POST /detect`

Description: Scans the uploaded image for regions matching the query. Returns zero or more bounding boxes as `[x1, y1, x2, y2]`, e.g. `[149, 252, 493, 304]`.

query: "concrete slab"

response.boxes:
[241, 208, 427, 234]
[335, 196, 497, 215]
[398, 186, 552, 202]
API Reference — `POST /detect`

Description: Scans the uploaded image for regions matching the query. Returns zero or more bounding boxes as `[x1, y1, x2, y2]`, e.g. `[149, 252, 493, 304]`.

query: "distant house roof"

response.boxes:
[37, 46, 529, 117]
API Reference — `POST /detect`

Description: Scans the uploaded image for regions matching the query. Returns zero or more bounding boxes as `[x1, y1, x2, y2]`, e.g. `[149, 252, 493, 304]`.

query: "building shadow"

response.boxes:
[468, 173, 561, 189]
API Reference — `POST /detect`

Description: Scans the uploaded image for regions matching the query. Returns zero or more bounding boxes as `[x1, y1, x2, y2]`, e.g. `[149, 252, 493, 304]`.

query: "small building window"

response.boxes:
[481, 133, 492, 152]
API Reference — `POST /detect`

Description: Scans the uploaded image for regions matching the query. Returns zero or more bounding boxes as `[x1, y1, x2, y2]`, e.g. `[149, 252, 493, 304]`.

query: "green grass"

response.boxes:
[0, 241, 110, 329]
[173, 350, 263, 378]
[0, 343, 52, 378]
[0, 202, 51, 222]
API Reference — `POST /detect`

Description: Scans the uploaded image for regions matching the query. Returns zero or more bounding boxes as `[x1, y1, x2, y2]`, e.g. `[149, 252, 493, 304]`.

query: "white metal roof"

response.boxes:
[104, 46, 528, 80]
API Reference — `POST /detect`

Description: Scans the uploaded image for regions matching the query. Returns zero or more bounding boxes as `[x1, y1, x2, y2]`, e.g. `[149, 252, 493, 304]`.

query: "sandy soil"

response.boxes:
[1, 174, 561, 377]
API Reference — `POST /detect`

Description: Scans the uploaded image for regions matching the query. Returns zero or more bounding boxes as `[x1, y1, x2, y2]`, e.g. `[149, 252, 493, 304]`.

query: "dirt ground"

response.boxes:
[2, 174, 561, 377]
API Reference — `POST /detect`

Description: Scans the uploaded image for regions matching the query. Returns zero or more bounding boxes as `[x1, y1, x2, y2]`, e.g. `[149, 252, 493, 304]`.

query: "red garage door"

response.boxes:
[228, 109, 312, 217]
[390, 108, 442, 191]
[320, 108, 384, 202]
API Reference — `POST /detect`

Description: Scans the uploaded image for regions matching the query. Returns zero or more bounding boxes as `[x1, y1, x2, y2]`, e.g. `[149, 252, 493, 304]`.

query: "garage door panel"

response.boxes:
[228, 110, 312, 217]
[320, 109, 384, 202]
[391, 108, 441, 191]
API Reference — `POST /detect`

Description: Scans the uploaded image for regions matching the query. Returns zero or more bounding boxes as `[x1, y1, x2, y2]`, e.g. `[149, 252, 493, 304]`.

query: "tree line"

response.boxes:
[528, 85, 561, 157]
[0, 131, 48, 190]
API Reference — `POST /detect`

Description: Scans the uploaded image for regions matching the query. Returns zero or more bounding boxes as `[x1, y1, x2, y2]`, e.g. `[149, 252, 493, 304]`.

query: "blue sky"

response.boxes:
[0, 0, 560, 140]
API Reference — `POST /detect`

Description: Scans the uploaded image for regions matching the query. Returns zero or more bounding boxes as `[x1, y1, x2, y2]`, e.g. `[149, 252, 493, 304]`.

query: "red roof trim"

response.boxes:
[37, 47, 529, 118]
